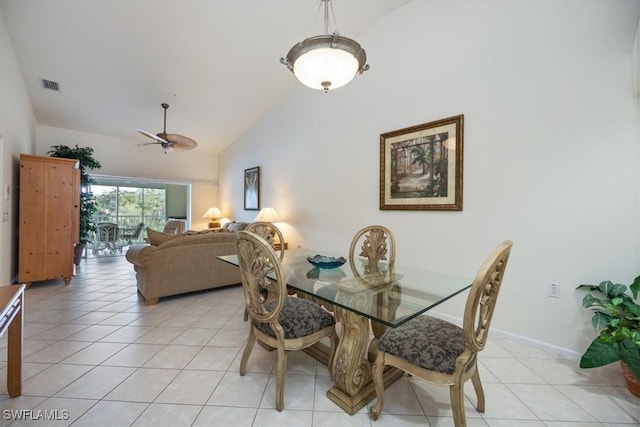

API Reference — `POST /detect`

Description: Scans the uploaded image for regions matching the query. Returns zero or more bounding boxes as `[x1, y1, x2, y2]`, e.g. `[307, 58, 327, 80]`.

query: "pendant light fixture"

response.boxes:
[280, 0, 369, 93]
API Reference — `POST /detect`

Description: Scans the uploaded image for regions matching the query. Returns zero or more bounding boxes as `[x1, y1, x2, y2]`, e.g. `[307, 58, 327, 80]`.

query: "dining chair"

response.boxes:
[369, 240, 513, 426]
[242, 222, 286, 321]
[316, 225, 397, 314]
[236, 230, 338, 411]
[349, 225, 396, 276]
[245, 221, 285, 261]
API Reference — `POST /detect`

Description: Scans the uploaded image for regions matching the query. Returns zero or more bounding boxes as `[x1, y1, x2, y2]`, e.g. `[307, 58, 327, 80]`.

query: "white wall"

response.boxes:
[191, 181, 219, 230]
[219, 0, 640, 354]
[0, 8, 36, 283]
[36, 125, 220, 230]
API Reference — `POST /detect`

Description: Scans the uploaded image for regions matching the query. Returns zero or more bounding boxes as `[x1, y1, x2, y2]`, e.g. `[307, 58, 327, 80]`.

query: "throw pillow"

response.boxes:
[226, 222, 249, 232]
[147, 228, 180, 246]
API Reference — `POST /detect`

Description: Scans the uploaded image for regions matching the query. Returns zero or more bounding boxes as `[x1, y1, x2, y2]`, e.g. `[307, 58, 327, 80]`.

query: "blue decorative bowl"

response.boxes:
[306, 255, 346, 269]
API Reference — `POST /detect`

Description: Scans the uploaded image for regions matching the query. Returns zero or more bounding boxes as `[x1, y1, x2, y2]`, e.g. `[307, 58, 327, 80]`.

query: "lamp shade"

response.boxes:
[202, 207, 222, 219]
[282, 34, 368, 93]
[254, 207, 280, 223]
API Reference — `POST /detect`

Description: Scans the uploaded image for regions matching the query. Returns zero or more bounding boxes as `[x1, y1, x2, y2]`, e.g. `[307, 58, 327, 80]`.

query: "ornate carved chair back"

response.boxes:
[245, 221, 285, 261]
[349, 225, 396, 276]
[464, 240, 513, 352]
[236, 231, 287, 326]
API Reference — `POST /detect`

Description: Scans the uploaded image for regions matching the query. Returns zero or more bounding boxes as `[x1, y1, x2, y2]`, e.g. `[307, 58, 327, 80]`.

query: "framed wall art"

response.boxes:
[380, 114, 463, 211]
[244, 166, 260, 211]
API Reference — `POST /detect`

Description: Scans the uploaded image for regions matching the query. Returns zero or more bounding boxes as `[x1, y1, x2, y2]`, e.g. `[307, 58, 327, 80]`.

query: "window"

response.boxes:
[93, 185, 167, 234]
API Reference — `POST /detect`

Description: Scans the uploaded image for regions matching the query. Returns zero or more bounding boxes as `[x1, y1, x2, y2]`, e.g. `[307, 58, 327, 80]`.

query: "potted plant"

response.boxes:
[578, 276, 640, 397]
[48, 145, 101, 264]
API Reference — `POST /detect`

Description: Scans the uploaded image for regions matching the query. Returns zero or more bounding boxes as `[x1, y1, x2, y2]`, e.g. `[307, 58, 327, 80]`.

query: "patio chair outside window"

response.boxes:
[93, 223, 123, 254]
[120, 222, 145, 245]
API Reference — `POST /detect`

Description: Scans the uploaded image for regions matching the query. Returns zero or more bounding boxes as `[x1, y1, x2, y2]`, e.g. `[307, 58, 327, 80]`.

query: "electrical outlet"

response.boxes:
[548, 283, 560, 298]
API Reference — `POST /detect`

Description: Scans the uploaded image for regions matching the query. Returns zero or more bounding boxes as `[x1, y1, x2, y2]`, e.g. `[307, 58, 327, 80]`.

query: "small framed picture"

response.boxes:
[380, 115, 464, 211]
[244, 166, 260, 211]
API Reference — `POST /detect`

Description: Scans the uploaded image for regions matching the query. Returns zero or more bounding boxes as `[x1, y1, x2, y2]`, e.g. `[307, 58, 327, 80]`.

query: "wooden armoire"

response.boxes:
[18, 154, 80, 285]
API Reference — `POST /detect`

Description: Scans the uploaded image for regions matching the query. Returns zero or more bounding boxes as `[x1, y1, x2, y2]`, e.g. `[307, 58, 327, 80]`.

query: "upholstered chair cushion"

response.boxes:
[377, 316, 466, 374]
[253, 297, 335, 339]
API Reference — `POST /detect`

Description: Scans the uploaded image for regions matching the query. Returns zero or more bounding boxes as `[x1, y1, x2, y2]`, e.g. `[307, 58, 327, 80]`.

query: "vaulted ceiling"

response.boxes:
[1, 0, 409, 153]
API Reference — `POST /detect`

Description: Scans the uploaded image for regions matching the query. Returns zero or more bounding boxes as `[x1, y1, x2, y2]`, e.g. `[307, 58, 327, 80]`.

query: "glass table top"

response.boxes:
[219, 248, 472, 328]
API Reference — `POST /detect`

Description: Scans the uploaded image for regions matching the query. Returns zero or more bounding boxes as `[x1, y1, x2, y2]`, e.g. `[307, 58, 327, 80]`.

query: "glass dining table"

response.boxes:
[218, 247, 472, 415]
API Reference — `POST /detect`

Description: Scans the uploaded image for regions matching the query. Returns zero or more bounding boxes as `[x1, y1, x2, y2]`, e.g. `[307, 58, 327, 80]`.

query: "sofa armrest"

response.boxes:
[125, 244, 156, 267]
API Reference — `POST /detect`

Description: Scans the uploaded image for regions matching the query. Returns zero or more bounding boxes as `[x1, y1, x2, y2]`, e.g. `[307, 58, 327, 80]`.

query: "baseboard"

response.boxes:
[430, 310, 581, 361]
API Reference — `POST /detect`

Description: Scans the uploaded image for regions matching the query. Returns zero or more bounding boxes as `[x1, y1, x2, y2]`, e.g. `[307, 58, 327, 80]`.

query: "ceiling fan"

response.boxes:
[136, 103, 197, 153]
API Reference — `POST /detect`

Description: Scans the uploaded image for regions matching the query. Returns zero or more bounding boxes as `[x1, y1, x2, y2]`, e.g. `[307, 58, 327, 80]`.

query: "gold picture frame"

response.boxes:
[380, 115, 463, 211]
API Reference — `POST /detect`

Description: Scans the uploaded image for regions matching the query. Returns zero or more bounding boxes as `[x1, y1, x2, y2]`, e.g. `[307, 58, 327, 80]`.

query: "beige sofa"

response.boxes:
[126, 228, 245, 305]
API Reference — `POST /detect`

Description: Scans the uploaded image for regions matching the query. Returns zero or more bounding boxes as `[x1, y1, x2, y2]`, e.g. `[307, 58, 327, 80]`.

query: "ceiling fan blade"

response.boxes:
[136, 128, 168, 144]
[164, 134, 198, 152]
[136, 104, 198, 153]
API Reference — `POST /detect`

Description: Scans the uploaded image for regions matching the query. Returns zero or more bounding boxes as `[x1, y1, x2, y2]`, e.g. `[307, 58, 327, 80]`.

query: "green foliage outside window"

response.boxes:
[94, 185, 167, 232]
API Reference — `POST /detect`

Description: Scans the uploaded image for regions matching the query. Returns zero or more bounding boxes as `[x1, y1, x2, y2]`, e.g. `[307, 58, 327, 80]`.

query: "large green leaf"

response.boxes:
[598, 281, 627, 298]
[631, 276, 640, 299]
[621, 299, 640, 317]
[611, 297, 624, 306]
[619, 339, 640, 380]
[582, 294, 602, 308]
[580, 338, 620, 368]
[597, 281, 614, 295]
[591, 312, 610, 331]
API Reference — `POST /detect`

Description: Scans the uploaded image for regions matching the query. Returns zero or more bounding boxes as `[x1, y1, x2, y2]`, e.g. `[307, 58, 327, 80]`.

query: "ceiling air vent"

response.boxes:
[41, 79, 60, 92]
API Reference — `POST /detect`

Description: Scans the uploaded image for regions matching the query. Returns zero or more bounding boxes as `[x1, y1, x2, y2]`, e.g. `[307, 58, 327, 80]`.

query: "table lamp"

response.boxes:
[253, 207, 287, 249]
[202, 207, 223, 228]
[253, 207, 280, 223]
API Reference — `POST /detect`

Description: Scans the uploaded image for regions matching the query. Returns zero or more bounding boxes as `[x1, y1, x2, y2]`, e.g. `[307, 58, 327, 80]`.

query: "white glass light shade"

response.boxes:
[202, 207, 222, 219]
[281, 34, 368, 93]
[293, 47, 359, 91]
[254, 207, 280, 223]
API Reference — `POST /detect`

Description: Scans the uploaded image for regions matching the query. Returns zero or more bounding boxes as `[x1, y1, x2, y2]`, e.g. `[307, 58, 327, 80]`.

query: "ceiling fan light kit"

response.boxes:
[280, 0, 369, 93]
[137, 103, 198, 153]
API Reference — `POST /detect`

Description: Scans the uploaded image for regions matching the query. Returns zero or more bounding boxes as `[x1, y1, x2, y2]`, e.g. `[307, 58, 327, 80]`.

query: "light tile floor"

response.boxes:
[0, 255, 636, 426]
